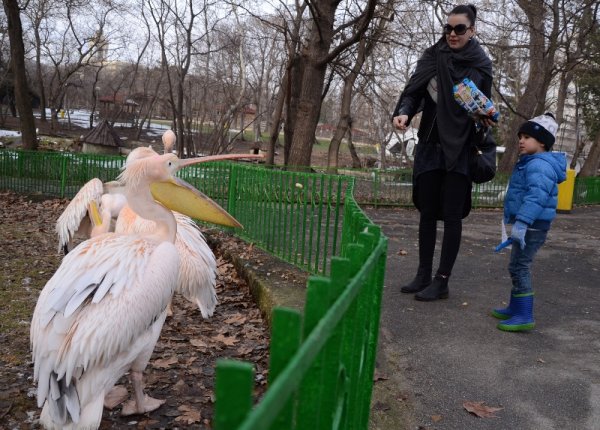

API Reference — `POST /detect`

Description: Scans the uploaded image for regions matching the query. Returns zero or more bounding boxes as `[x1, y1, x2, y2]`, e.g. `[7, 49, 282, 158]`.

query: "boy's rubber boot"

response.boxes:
[400, 267, 432, 293]
[415, 274, 449, 301]
[491, 295, 515, 320]
[497, 293, 535, 332]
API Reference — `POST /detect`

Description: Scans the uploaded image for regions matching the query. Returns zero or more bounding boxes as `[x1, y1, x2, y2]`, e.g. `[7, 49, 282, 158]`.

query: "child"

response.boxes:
[492, 113, 566, 332]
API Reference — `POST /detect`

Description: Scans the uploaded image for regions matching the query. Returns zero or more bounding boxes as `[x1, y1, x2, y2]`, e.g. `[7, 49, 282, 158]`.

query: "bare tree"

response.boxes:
[286, 0, 378, 168]
[327, 3, 395, 172]
[37, 0, 117, 130]
[496, 1, 559, 170]
[22, 0, 54, 123]
[3, 0, 37, 149]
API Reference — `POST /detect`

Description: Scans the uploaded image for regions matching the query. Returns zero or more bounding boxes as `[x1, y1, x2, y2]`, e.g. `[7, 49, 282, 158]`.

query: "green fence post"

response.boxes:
[227, 164, 238, 220]
[60, 156, 68, 198]
[357, 227, 386, 429]
[314, 257, 351, 430]
[373, 170, 379, 209]
[214, 360, 255, 430]
[268, 307, 303, 430]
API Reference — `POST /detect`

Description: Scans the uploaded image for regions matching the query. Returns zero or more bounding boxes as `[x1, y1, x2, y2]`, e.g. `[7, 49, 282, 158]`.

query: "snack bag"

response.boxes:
[453, 78, 499, 122]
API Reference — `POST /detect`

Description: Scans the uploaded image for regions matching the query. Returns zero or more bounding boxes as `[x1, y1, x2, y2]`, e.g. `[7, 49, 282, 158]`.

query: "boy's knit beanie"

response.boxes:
[517, 113, 558, 151]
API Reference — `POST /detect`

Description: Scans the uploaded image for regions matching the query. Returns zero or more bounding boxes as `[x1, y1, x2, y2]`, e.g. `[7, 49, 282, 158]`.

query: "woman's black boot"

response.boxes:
[415, 273, 449, 301]
[400, 267, 432, 293]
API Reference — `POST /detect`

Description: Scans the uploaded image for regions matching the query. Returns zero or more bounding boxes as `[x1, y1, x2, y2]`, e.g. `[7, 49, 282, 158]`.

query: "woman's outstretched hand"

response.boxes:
[393, 115, 409, 131]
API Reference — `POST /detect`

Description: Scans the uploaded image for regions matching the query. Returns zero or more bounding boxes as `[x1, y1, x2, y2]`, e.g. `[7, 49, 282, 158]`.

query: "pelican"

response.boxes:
[114, 132, 221, 318]
[56, 131, 224, 317]
[31, 152, 260, 429]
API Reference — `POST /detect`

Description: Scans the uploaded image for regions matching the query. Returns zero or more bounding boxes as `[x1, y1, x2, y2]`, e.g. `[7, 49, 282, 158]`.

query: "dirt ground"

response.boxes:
[0, 191, 270, 429]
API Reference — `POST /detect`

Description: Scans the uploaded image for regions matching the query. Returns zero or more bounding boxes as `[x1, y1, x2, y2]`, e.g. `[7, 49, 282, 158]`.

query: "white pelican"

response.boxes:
[115, 132, 220, 318]
[31, 152, 260, 429]
[56, 131, 241, 319]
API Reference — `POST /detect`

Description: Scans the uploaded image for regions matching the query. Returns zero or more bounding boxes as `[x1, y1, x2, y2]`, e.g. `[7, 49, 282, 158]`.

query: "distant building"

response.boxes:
[81, 119, 124, 155]
[98, 93, 139, 124]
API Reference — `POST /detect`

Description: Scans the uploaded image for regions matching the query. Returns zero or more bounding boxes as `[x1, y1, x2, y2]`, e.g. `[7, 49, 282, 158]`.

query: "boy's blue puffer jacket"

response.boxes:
[504, 152, 567, 231]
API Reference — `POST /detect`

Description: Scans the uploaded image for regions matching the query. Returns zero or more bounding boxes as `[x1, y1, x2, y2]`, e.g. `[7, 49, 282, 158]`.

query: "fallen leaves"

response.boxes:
[463, 400, 503, 418]
[152, 356, 179, 369]
[175, 405, 202, 424]
[224, 313, 247, 326]
[212, 333, 239, 346]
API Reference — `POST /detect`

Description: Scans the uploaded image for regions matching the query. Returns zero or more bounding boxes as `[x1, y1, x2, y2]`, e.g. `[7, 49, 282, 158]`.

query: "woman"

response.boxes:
[392, 4, 494, 301]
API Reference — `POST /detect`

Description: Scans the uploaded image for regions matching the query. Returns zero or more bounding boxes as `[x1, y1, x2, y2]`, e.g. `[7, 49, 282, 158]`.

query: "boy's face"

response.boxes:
[518, 133, 545, 155]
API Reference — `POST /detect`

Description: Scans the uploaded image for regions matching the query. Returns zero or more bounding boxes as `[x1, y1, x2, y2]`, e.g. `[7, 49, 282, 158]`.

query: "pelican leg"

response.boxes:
[120, 371, 165, 416]
[104, 385, 129, 409]
[166, 300, 173, 317]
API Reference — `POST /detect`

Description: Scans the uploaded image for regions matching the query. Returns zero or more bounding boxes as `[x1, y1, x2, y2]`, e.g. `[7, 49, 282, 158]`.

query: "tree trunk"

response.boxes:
[34, 28, 46, 122]
[266, 69, 288, 165]
[579, 133, 600, 177]
[3, 0, 38, 150]
[327, 37, 369, 172]
[176, 80, 185, 156]
[287, 3, 338, 168]
[347, 127, 361, 168]
[284, 53, 303, 165]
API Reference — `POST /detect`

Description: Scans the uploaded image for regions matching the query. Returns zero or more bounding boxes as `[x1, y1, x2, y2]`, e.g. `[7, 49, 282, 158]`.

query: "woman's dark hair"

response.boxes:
[450, 4, 477, 26]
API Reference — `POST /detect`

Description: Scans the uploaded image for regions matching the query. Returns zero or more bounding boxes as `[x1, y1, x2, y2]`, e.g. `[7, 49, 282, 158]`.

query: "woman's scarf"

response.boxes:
[399, 37, 492, 168]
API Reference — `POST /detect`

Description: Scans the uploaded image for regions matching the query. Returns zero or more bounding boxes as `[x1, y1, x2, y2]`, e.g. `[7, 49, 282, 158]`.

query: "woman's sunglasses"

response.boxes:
[443, 24, 471, 35]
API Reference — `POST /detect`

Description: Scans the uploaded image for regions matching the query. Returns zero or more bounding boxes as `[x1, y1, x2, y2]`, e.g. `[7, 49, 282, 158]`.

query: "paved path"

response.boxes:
[365, 206, 600, 430]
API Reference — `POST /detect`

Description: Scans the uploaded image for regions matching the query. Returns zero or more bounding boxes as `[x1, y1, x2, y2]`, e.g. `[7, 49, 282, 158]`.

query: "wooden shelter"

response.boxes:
[81, 119, 124, 155]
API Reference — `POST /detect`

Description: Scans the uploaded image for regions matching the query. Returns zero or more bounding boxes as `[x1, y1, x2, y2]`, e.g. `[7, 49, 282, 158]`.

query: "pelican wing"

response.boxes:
[55, 178, 104, 253]
[174, 213, 217, 318]
[31, 234, 179, 407]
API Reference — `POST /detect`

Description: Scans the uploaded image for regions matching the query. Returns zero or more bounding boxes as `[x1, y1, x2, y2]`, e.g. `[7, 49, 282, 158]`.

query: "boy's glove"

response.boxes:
[511, 221, 528, 250]
[494, 238, 513, 252]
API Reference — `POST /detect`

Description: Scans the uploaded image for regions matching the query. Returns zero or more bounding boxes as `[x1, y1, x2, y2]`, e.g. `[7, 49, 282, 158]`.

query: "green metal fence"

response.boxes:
[335, 167, 512, 208]
[573, 175, 600, 205]
[0, 149, 124, 198]
[0, 150, 350, 276]
[179, 162, 352, 276]
[4, 149, 596, 212]
[214, 194, 387, 430]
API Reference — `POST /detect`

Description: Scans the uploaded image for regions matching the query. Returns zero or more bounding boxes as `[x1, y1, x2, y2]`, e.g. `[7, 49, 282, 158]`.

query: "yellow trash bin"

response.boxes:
[557, 168, 576, 213]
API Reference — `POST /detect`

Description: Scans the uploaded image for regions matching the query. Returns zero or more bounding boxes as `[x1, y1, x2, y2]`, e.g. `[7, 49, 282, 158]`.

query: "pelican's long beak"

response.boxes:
[151, 153, 263, 228]
[151, 178, 242, 228]
[177, 153, 263, 167]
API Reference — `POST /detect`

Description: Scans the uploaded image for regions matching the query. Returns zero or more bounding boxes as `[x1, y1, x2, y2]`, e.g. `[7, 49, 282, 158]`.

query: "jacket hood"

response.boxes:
[521, 152, 567, 183]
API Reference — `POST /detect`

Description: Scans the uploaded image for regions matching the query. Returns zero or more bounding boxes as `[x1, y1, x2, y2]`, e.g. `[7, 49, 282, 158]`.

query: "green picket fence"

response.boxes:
[0, 150, 351, 276]
[334, 167, 511, 208]
[573, 175, 600, 205]
[0, 150, 124, 198]
[179, 162, 352, 276]
[214, 194, 387, 430]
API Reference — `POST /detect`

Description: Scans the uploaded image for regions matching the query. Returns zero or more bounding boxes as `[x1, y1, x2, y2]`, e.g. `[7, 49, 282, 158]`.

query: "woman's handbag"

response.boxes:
[469, 127, 497, 184]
